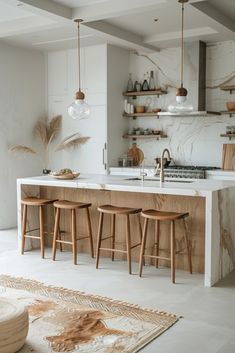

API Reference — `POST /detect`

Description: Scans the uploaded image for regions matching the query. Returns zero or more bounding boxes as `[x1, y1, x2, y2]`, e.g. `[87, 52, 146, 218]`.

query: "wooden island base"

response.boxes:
[22, 185, 205, 274]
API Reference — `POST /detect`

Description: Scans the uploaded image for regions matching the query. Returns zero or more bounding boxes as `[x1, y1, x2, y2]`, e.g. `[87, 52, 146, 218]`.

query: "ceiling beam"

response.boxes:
[72, 0, 167, 22]
[0, 16, 58, 38]
[84, 21, 159, 52]
[18, 0, 72, 20]
[191, 1, 235, 33]
[145, 27, 217, 44]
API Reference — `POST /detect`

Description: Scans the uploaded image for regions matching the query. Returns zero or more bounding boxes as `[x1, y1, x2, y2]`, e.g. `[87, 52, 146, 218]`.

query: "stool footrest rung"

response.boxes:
[25, 229, 53, 236]
[56, 240, 72, 245]
[24, 235, 41, 240]
[144, 254, 171, 261]
[99, 247, 127, 254]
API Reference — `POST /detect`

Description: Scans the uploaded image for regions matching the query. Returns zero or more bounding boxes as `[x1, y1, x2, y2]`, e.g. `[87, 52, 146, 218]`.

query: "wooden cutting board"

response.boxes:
[222, 144, 235, 170]
[128, 143, 144, 166]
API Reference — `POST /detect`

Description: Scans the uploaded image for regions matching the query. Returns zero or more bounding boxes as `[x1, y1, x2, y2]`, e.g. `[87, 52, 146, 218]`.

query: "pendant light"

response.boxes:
[68, 19, 91, 120]
[168, 0, 193, 113]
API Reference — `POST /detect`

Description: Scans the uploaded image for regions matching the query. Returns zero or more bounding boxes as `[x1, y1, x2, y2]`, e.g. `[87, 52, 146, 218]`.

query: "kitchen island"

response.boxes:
[17, 175, 235, 287]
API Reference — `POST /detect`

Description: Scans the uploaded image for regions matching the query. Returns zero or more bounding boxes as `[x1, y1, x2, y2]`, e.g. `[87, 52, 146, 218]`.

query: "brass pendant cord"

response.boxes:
[76, 20, 81, 92]
[181, 2, 184, 89]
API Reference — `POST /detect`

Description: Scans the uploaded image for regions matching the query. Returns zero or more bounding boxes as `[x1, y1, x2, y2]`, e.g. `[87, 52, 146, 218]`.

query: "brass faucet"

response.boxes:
[155, 148, 171, 182]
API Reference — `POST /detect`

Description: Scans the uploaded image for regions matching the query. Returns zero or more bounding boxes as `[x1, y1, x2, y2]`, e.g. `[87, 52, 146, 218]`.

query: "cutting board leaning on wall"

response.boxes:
[222, 144, 235, 170]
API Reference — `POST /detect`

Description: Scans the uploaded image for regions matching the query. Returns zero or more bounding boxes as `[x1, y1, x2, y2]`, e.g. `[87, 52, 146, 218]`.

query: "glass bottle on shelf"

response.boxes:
[126, 73, 134, 92]
[134, 80, 141, 92]
[149, 70, 155, 90]
[142, 73, 149, 91]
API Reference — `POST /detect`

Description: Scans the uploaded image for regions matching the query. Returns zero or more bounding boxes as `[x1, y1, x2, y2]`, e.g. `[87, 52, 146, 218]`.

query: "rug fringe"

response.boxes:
[0, 275, 181, 325]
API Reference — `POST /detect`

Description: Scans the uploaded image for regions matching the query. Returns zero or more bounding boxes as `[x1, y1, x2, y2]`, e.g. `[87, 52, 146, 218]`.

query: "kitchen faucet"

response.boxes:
[155, 148, 171, 182]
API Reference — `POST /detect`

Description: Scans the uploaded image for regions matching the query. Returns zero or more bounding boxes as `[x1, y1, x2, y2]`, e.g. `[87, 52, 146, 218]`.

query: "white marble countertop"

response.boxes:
[17, 174, 235, 197]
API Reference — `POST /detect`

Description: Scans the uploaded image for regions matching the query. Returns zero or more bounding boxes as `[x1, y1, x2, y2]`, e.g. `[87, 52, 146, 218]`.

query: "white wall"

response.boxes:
[0, 42, 46, 229]
[47, 45, 107, 174]
[126, 40, 235, 167]
[107, 45, 130, 166]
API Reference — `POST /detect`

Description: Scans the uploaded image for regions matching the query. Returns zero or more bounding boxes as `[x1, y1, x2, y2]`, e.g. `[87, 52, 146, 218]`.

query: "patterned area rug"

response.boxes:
[0, 275, 180, 353]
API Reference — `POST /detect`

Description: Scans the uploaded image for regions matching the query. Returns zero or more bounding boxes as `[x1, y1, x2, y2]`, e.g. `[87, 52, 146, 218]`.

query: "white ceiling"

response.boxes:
[0, 0, 234, 52]
[52, 0, 112, 7]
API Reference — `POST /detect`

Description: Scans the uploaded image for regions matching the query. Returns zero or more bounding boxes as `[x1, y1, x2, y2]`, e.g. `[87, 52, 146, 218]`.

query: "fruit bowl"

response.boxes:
[50, 169, 80, 180]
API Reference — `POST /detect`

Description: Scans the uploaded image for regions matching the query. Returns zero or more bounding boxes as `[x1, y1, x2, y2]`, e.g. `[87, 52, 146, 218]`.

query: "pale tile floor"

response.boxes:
[0, 229, 235, 353]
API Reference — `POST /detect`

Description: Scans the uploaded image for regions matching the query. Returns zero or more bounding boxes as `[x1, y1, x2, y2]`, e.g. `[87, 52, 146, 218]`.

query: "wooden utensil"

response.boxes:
[127, 143, 144, 166]
[222, 144, 235, 170]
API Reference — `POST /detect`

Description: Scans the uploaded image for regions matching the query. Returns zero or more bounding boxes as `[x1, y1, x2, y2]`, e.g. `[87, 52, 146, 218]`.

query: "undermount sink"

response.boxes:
[124, 177, 194, 183]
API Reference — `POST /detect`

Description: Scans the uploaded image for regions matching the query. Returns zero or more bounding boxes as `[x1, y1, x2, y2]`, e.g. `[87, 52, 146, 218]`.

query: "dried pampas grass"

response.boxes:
[47, 115, 62, 144]
[34, 115, 62, 147]
[9, 115, 90, 169]
[8, 145, 36, 154]
[55, 133, 90, 151]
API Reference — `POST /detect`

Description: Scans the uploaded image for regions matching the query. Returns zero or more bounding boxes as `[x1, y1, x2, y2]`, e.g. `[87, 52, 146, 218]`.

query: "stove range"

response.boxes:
[163, 165, 220, 179]
[165, 165, 220, 171]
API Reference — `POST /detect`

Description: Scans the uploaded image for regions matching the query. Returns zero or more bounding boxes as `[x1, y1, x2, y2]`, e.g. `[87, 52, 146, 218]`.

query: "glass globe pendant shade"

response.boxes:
[68, 90, 90, 120]
[168, 86, 193, 113]
[168, 99, 194, 113]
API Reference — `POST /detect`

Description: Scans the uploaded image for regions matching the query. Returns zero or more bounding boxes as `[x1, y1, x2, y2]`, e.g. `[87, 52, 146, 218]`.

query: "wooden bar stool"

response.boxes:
[21, 197, 57, 258]
[52, 200, 94, 265]
[139, 210, 192, 283]
[95, 205, 142, 274]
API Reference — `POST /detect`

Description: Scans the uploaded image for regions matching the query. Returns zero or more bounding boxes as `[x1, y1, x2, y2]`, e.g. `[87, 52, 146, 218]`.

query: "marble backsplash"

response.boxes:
[126, 40, 235, 167]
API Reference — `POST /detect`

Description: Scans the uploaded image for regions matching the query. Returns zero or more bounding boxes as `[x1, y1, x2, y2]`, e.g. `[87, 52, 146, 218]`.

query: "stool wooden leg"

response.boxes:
[155, 220, 160, 268]
[96, 212, 104, 269]
[21, 204, 27, 255]
[126, 215, 132, 274]
[137, 214, 144, 266]
[183, 218, 192, 274]
[52, 208, 60, 261]
[139, 218, 148, 277]
[39, 205, 45, 259]
[71, 209, 77, 265]
[171, 220, 176, 283]
[53, 207, 62, 252]
[58, 232, 63, 252]
[111, 214, 116, 261]
[86, 207, 94, 258]
[137, 214, 142, 244]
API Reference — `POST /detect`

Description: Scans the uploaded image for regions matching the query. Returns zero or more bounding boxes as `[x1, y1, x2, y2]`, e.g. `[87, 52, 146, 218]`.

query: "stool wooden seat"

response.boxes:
[52, 200, 93, 265]
[21, 197, 57, 259]
[139, 209, 192, 283]
[96, 204, 142, 274]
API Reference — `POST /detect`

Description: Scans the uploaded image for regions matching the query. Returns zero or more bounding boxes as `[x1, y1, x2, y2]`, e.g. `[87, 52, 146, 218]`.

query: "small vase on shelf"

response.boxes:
[149, 70, 156, 90]
[142, 74, 149, 91]
[127, 74, 134, 92]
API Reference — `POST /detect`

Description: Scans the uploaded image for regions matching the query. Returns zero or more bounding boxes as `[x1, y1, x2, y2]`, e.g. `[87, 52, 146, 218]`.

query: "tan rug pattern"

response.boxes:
[0, 275, 180, 353]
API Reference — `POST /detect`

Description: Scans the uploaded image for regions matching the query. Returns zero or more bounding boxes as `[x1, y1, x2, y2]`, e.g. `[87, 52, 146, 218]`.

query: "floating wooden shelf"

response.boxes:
[158, 111, 221, 117]
[220, 110, 235, 117]
[220, 85, 235, 94]
[220, 134, 235, 140]
[123, 112, 159, 118]
[123, 134, 167, 141]
[123, 89, 167, 97]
